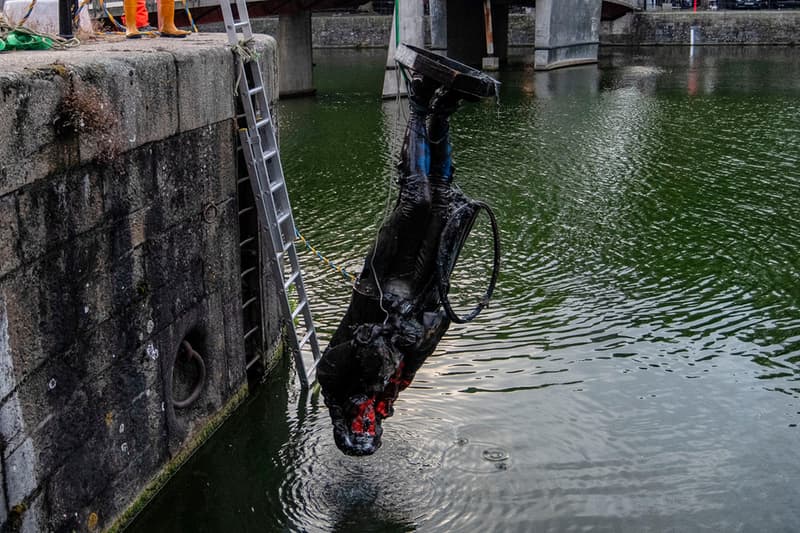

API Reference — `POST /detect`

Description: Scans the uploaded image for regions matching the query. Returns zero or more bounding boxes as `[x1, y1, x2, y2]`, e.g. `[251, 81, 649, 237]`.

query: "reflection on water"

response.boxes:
[130, 47, 800, 532]
[534, 64, 600, 99]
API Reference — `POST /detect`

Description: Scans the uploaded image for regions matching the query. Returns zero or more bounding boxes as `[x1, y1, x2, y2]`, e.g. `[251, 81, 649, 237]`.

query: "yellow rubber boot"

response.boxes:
[124, 0, 141, 38]
[158, 0, 189, 38]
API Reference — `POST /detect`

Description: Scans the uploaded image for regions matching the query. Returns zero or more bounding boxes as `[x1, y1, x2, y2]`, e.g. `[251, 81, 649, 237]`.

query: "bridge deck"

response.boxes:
[96, 0, 639, 28]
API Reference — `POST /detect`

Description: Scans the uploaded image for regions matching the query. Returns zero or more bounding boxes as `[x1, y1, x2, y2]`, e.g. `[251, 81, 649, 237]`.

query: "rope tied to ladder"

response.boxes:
[295, 228, 358, 285]
[231, 37, 261, 95]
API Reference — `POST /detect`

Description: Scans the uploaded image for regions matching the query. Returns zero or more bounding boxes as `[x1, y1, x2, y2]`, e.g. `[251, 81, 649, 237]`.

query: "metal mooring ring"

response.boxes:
[172, 340, 207, 409]
[203, 202, 219, 223]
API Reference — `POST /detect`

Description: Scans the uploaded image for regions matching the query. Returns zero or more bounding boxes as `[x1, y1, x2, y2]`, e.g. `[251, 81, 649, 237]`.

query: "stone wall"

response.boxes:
[219, 11, 798, 51]
[206, 13, 537, 50]
[0, 34, 281, 532]
[312, 14, 394, 48]
[602, 10, 800, 45]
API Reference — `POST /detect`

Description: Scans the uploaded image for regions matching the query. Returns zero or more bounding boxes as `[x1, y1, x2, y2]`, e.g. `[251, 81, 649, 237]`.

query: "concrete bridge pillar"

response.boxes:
[382, 0, 425, 98]
[429, 0, 447, 55]
[279, 10, 314, 97]
[534, 0, 602, 70]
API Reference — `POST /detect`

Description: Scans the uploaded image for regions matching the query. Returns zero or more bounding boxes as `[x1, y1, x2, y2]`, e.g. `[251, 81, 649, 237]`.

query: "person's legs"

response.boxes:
[159, 0, 190, 37]
[136, 0, 149, 29]
[123, 0, 141, 38]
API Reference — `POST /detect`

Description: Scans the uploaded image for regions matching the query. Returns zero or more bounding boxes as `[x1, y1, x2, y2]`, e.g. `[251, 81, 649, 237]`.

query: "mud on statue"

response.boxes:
[124, 0, 189, 38]
[317, 45, 501, 456]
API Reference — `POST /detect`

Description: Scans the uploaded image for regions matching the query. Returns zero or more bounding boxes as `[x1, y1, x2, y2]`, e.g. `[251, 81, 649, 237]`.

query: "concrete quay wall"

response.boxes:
[603, 10, 800, 45]
[0, 34, 281, 532]
[220, 11, 798, 52]
[204, 13, 537, 50]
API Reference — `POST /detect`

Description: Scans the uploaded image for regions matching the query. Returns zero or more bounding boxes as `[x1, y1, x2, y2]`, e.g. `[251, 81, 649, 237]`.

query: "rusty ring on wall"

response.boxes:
[172, 340, 207, 409]
[203, 202, 219, 223]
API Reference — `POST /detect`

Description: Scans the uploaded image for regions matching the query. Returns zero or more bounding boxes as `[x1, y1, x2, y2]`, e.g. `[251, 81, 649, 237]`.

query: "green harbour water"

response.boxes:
[130, 46, 800, 532]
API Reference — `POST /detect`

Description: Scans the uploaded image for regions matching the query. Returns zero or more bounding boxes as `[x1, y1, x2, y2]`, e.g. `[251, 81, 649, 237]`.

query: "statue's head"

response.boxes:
[318, 322, 416, 456]
[328, 394, 384, 456]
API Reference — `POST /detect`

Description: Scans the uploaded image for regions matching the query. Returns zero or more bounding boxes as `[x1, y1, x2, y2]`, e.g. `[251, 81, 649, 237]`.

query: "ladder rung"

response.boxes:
[225, 4, 319, 388]
[284, 271, 299, 290]
[306, 356, 322, 380]
[246, 353, 260, 370]
[277, 212, 291, 226]
[291, 300, 307, 320]
[243, 325, 259, 340]
[299, 329, 314, 349]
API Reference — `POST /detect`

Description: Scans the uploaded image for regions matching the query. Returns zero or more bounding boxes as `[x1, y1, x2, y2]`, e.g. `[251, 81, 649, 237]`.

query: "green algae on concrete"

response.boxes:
[105, 381, 251, 533]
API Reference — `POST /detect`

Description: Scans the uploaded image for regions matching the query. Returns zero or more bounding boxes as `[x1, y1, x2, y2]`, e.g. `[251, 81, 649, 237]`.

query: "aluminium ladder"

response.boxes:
[219, 0, 321, 389]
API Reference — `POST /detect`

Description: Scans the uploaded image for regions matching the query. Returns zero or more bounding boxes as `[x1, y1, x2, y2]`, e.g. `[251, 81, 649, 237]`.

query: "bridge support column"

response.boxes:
[534, 0, 601, 71]
[446, 0, 507, 69]
[279, 10, 314, 97]
[429, 0, 447, 55]
[382, 0, 425, 98]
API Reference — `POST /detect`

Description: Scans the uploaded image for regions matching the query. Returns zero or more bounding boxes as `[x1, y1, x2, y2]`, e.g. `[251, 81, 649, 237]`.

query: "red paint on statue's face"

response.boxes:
[350, 396, 376, 436]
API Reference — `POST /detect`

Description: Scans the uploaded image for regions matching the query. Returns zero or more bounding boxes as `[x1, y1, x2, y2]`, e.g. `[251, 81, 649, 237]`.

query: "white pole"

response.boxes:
[382, 0, 425, 98]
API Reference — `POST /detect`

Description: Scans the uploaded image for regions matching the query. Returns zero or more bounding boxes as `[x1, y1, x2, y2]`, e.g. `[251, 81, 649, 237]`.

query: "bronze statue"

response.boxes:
[318, 46, 500, 456]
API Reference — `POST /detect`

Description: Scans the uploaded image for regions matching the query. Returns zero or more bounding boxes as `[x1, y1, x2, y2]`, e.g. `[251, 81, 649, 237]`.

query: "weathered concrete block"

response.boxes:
[0, 392, 25, 454]
[0, 35, 276, 194]
[0, 195, 20, 280]
[0, 292, 16, 402]
[0, 71, 71, 198]
[19, 490, 44, 533]
[5, 437, 37, 507]
[42, 53, 180, 166]
[15, 167, 105, 264]
[0, 460, 5, 526]
[0, 34, 280, 533]
[172, 45, 236, 131]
